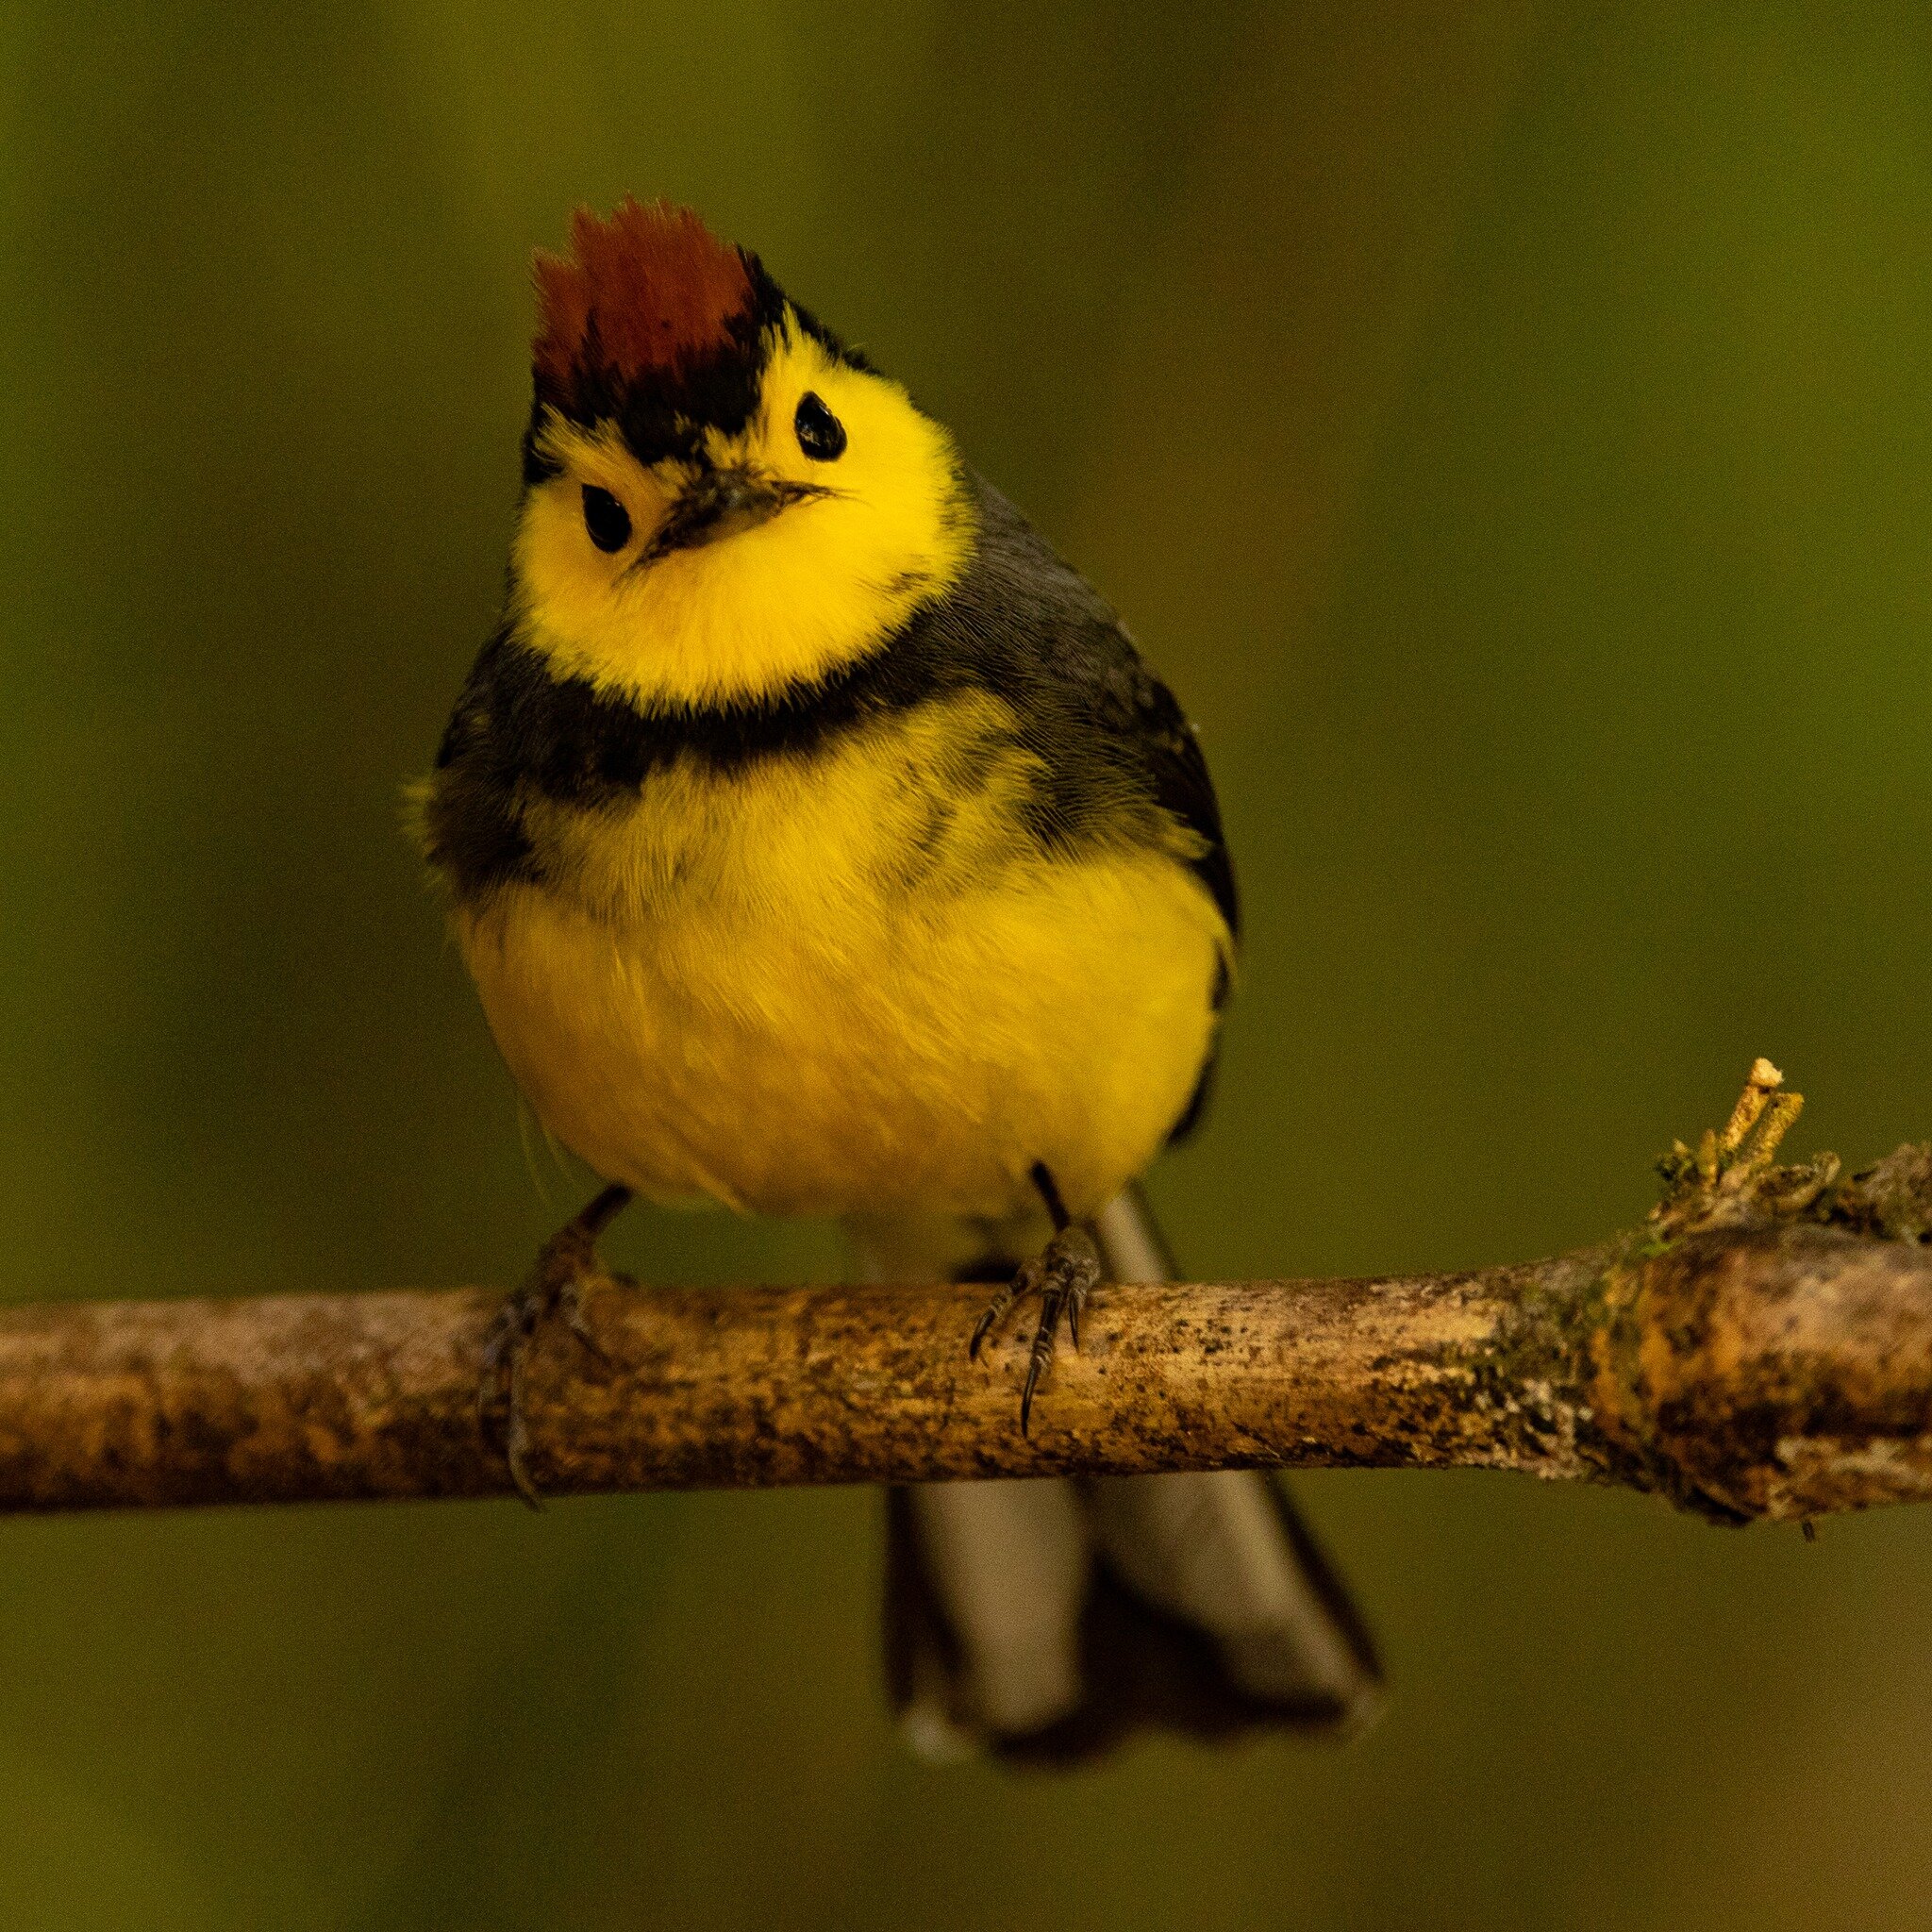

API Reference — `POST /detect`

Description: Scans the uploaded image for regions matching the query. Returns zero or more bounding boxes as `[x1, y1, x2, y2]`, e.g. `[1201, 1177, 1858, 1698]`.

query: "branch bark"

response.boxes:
[1, 1073, 1927, 1523]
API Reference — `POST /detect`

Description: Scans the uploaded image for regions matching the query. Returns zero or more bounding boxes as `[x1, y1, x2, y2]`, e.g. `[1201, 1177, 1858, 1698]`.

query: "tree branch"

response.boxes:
[2, 1067, 1928, 1521]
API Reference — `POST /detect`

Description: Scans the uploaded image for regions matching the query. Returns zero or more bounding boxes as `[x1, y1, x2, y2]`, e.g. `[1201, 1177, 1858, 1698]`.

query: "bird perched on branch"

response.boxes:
[419, 198, 1380, 1758]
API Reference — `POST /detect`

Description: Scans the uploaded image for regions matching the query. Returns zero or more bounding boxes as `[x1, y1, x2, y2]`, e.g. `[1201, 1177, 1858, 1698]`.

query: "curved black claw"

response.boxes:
[969, 1225, 1104, 1434]
[478, 1192, 626, 1506]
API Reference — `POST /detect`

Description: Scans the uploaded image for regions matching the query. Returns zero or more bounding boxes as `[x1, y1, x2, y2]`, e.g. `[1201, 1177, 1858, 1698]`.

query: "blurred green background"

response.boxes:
[5, 3, 1932, 1926]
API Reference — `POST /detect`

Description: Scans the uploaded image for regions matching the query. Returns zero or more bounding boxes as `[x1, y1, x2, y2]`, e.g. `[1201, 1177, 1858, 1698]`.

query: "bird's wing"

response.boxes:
[1098, 649, 1241, 949]
[957, 477, 1240, 950]
[937, 479, 1239, 1149]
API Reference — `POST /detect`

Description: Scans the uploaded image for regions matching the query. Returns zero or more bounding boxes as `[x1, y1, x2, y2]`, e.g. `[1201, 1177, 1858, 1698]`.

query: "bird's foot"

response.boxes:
[478, 1191, 625, 1507]
[968, 1224, 1104, 1434]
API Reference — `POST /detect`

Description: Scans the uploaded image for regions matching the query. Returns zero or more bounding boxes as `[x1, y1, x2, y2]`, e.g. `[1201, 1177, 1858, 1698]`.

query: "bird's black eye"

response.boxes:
[581, 484, 632, 553]
[793, 391, 846, 461]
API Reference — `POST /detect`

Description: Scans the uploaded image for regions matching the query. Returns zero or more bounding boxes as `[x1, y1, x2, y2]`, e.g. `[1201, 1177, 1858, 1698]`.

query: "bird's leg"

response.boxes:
[968, 1162, 1104, 1434]
[478, 1182, 632, 1506]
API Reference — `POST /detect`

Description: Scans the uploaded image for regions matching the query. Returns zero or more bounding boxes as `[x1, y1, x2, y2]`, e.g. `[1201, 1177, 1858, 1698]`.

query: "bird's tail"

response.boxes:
[855, 1187, 1383, 1763]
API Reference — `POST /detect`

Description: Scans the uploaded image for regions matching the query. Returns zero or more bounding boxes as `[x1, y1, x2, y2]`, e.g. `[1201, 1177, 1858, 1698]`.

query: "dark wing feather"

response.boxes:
[953, 478, 1240, 949]
[1096, 654, 1240, 950]
[942, 479, 1238, 1145]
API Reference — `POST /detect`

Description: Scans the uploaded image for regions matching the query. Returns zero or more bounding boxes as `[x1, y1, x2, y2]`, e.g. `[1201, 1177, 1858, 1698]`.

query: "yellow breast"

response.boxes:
[453, 691, 1227, 1221]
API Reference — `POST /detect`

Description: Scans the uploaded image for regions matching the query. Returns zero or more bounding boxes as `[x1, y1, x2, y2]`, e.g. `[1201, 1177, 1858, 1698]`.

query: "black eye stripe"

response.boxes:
[581, 484, 633, 553]
[793, 391, 847, 461]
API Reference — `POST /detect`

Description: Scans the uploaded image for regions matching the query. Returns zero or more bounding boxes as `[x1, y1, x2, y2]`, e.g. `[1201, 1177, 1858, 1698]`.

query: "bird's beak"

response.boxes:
[645, 466, 827, 561]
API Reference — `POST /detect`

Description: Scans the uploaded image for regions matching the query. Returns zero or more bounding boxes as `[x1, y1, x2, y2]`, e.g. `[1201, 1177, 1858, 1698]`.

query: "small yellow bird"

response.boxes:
[421, 199, 1380, 1757]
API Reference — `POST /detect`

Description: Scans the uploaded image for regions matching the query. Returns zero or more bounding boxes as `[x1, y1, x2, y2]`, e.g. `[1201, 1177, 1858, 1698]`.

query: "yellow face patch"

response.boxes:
[510, 318, 973, 709]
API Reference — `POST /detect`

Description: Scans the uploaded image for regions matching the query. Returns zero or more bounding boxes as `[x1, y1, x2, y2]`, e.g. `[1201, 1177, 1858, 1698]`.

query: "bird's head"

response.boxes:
[511, 198, 970, 710]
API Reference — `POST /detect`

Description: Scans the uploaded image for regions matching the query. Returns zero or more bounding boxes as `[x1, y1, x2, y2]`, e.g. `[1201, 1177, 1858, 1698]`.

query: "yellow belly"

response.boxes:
[458, 852, 1217, 1220]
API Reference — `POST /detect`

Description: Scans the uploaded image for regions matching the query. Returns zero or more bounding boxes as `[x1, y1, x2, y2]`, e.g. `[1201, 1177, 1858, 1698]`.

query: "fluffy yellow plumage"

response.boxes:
[457, 768, 1223, 1221]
